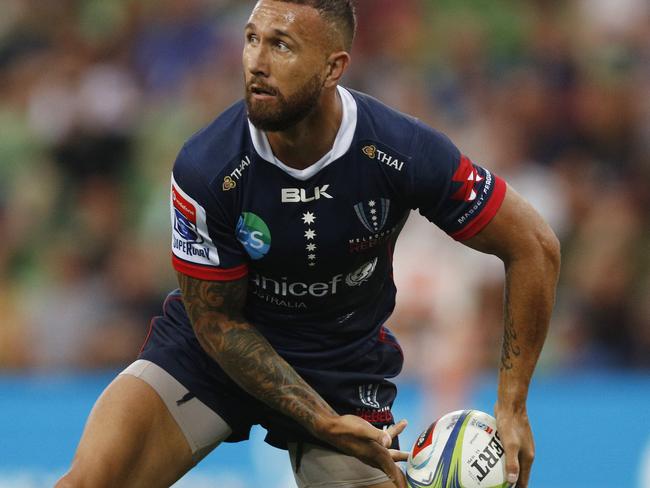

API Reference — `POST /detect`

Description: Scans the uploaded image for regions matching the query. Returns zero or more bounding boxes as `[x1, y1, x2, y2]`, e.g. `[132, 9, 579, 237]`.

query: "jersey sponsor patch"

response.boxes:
[170, 175, 220, 268]
[360, 141, 408, 172]
[346, 257, 378, 286]
[236, 212, 271, 260]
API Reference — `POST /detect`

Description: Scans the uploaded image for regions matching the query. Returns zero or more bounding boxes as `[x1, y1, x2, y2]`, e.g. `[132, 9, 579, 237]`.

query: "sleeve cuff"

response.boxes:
[450, 176, 507, 241]
[172, 255, 249, 281]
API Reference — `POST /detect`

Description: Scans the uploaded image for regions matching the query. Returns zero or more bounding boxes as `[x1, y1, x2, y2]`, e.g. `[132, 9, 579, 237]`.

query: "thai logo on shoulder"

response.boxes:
[354, 198, 390, 233]
[362, 145, 377, 159]
[223, 155, 252, 191]
[223, 176, 236, 191]
[361, 144, 405, 172]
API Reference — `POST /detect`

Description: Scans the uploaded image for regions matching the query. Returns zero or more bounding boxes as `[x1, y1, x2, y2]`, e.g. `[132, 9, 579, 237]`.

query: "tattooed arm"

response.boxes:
[176, 272, 408, 487]
[464, 185, 560, 488]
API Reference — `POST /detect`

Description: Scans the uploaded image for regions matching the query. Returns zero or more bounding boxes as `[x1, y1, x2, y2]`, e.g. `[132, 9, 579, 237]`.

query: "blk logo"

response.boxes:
[282, 185, 333, 203]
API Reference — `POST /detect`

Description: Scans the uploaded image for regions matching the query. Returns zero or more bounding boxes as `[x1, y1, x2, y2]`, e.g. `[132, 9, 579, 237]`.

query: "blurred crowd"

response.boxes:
[0, 0, 648, 381]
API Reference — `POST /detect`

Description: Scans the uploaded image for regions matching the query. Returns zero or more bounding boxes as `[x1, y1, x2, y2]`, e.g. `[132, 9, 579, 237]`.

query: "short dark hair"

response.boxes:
[276, 0, 356, 51]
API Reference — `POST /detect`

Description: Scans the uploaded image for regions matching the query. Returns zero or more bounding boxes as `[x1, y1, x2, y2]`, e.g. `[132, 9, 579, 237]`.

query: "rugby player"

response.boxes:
[55, 1, 560, 487]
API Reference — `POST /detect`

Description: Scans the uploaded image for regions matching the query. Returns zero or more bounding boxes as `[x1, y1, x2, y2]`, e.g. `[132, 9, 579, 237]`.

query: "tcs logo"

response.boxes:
[236, 212, 271, 260]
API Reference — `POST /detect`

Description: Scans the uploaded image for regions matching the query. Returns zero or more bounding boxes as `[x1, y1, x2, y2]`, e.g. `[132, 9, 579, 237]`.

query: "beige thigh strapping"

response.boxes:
[120, 359, 232, 461]
[121, 360, 391, 486]
[288, 442, 390, 488]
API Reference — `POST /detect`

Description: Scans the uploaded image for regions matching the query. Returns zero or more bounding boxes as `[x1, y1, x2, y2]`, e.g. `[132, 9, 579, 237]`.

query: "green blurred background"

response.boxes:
[1, 0, 647, 373]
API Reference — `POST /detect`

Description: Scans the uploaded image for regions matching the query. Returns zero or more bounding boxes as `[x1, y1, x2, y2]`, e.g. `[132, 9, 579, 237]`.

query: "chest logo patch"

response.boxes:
[346, 257, 378, 287]
[236, 212, 271, 260]
[354, 198, 391, 233]
[282, 185, 333, 203]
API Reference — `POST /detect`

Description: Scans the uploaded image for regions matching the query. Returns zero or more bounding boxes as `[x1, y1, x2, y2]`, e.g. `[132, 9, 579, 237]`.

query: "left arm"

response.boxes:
[464, 184, 561, 488]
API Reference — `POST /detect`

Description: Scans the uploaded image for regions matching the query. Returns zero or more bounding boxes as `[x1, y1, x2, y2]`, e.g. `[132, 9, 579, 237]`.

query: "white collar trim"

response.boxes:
[248, 85, 357, 181]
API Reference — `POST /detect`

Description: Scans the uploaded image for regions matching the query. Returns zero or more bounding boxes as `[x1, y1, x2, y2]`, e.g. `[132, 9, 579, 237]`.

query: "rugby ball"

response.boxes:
[405, 409, 511, 488]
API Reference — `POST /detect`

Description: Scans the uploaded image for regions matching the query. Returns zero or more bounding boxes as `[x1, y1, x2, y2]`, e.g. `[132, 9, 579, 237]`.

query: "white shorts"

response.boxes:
[121, 359, 391, 488]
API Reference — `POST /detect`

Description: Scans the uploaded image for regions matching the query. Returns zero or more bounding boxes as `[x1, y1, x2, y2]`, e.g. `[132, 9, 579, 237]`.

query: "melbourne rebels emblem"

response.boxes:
[354, 198, 390, 232]
[173, 187, 203, 244]
[358, 384, 380, 409]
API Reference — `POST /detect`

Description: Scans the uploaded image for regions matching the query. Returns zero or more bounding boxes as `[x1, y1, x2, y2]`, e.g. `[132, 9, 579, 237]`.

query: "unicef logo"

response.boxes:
[236, 212, 271, 260]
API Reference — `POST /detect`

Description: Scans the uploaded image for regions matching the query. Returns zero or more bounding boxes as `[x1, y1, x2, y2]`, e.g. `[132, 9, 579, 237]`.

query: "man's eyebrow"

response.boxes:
[272, 28, 297, 41]
[244, 23, 297, 42]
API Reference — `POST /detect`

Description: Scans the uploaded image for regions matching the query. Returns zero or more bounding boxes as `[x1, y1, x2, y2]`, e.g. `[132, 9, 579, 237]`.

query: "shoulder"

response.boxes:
[349, 88, 457, 161]
[347, 89, 459, 178]
[177, 100, 249, 177]
[349, 89, 417, 143]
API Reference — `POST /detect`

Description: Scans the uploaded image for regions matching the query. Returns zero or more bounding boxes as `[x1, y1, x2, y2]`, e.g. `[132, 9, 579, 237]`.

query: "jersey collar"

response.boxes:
[248, 85, 357, 181]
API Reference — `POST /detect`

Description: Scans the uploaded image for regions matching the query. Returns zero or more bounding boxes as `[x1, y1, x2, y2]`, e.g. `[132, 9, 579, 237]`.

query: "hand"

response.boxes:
[317, 415, 409, 487]
[494, 405, 535, 488]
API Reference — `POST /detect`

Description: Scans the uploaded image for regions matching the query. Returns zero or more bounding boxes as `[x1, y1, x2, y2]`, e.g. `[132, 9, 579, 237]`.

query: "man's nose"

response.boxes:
[247, 44, 270, 77]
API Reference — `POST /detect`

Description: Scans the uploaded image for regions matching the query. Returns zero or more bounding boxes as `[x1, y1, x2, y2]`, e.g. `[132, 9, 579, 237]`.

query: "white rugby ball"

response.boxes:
[406, 409, 511, 488]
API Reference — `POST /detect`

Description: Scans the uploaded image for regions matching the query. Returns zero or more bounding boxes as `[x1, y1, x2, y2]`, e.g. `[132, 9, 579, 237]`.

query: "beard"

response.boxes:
[245, 73, 324, 132]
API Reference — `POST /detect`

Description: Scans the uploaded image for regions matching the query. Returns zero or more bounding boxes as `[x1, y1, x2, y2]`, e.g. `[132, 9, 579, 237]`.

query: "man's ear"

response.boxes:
[324, 51, 351, 88]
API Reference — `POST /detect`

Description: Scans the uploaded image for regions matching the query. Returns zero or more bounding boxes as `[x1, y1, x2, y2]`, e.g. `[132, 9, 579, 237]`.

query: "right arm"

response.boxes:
[177, 271, 337, 434]
[177, 272, 408, 486]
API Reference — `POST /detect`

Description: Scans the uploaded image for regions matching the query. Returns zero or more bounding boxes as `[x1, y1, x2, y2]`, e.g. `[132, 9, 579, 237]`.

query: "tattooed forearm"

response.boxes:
[176, 272, 336, 433]
[500, 314, 521, 371]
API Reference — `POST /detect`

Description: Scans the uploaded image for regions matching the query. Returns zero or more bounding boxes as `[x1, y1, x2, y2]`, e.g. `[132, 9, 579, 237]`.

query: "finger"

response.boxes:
[383, 460, 407, 488]
[373, 446, 407, 488]
[503, 441, 520, 487]
[392, 466, 407, 488]
[377, 429, 392, 448]
[516, 445, 535, 488]
[345, 415, 393, 447]
[389, 449, 409, 462]
[385, 419, 408, 439]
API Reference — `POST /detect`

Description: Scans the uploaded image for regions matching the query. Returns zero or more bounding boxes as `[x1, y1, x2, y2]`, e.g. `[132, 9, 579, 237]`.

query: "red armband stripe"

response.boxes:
[450, 176, 507, 241]
[172, 255, 249, 281]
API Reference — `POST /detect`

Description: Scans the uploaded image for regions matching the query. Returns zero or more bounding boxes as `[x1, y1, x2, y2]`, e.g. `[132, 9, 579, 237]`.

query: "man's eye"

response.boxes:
[277, 41, 290, 52]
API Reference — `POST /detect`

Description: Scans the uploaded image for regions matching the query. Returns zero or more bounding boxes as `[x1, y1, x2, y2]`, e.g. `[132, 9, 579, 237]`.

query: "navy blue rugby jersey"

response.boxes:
[170, 86, 506, 360]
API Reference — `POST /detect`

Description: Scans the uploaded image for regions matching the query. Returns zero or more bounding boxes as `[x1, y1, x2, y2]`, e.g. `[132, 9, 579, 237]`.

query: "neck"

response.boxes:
[266, 86, 343, 170]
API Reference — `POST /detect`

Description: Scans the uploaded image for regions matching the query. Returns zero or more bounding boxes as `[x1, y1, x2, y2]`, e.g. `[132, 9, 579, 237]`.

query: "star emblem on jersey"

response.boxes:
[452, 155, 484, 202]
[301, 213, 319, 266]
[302, 212, 316, 225]
[354, 199, 390, 233]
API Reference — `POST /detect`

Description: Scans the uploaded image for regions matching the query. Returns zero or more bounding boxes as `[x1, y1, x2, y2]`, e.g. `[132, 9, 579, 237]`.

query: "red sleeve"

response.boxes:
[172, 255, 248, 281]
[449, 175, 507, 241]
